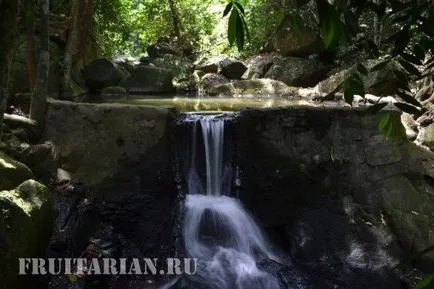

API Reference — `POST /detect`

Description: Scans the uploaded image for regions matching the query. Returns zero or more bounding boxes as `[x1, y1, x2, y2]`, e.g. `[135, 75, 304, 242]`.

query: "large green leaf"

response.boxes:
[228, 8, 237, 46]
[223, 2, 233, 17]
[234, 10, 244, 51]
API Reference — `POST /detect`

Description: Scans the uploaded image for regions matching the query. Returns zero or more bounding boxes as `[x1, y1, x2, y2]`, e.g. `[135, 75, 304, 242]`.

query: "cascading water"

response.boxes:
[179, 113, 284, 289]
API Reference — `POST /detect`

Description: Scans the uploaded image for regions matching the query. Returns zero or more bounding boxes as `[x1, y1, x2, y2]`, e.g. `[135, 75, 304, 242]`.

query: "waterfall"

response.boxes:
[180, 114, 283, 289]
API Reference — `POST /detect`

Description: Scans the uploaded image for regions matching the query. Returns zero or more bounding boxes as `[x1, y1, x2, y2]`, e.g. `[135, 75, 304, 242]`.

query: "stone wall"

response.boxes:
[236, 107, 434, 286]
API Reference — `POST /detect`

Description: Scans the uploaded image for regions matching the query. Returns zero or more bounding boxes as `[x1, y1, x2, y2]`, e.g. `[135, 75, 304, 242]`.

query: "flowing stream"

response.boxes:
[180, 114, 283, 289]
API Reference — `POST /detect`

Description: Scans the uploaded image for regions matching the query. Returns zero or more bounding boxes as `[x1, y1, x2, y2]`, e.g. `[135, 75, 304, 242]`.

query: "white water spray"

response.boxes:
[182, 114, 282, 289]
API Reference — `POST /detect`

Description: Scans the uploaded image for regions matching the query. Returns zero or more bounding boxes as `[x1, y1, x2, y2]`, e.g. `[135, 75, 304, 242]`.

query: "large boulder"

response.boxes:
[199, 73, 230, 93]
[272, 15, 323, 56]
[264, 57, 328, 87]
[195, 56, 224, 74]
[9, 37, 61, 98]
[243, 53, 281, 79]
[316, 60, 409, 96]
[219, 57, 247, 80]
[82, 58, 125, 92]
[0, 151, 34, 191]
[150, 54, 195, 80]
[209, 79, 297, 98]
[0, 180, 53, 289]
[122, 65, 174, 93]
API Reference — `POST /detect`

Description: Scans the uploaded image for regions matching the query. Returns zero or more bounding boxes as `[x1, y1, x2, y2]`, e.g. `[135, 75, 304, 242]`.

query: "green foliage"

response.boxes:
[224, 1, 249, 51]
[379, 111, 406, 140]
[92, 0, 221, 57]
[416, 274, 434, 289]
[313, 0, 433, 137]
[93, 0, 134, 57]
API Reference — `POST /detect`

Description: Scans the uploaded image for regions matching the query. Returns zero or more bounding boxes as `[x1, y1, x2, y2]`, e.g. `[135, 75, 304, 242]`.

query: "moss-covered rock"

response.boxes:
[0, 151, 34, 191]
[0, 180, 53, 289]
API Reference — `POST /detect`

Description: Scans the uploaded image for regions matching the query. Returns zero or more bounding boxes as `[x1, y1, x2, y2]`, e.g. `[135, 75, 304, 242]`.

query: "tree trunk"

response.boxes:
[0, 0, 21, 142]
[168, 0, 182, 40]
[30, 0, 49, 136]
[60, 0, 94, 99]
[60, 0, 79, 99]
[26, 2, 37, 92]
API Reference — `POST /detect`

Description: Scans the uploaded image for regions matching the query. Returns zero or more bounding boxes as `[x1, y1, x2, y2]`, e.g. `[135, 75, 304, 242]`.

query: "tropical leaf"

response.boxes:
[228, 8, 237, 46]
[234, 10, 244, 51]
[233, 1, 244, 15]
[392, 26, 410, 56]
[362, 102, 388, 115]
[344, 73, 364, 105]
[370, 60, 390, 72]
[398, 58, 421, 77]
[396, 89, 422, 107]
[223, 1, 233, 17]
[394, 102, 422, 115]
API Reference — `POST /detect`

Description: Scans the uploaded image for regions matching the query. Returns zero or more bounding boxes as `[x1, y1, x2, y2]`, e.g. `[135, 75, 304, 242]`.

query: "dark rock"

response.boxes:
[264, 57, 328, 87]
[236, 107, 434, 273]
[243, 54, 280, 79]
[195, 56, 222, 74]
[122, 65, 174, 93]
[272, 15, 323, 57]
[199, 73, 230, 93]
[82, 58, 124, 92]
[219, 58, 247, 80]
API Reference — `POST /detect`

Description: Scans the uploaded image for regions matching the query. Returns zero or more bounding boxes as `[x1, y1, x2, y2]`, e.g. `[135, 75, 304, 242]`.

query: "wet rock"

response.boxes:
[219, 58, 247, 80]
[82, 58, 125, 92]
[0, 180, 53, 289]
[0, 151, 34, 191]
[264, 57, 328, 87]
